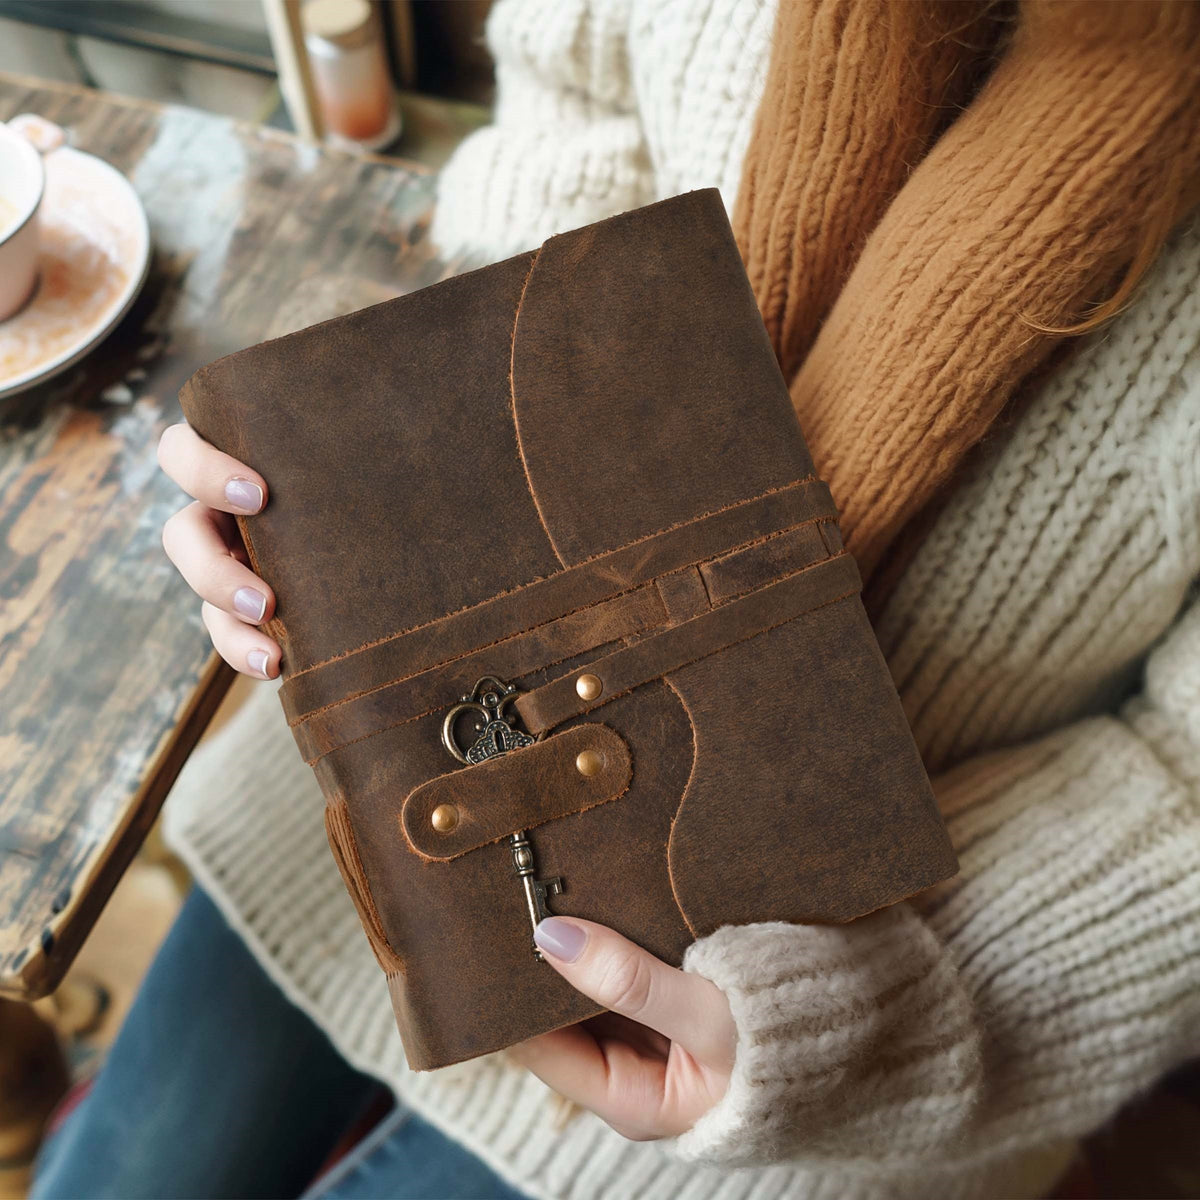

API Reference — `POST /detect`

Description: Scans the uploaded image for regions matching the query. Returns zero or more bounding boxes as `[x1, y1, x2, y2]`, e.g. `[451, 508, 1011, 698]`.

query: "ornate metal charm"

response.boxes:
[442, 677, 563, 958]
[441, 676, 535, 764]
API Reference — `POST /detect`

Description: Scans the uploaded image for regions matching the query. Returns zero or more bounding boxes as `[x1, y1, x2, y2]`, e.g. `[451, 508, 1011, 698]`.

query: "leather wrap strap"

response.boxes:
[514, 552, 861, 733]
[287, 481, 853, 764]
[291, 587, 662, 764]
[281, 478, 833, 723]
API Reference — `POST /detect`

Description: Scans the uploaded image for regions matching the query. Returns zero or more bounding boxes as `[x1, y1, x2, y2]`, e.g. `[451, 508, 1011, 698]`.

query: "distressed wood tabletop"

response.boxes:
[0, 73, 454, 999]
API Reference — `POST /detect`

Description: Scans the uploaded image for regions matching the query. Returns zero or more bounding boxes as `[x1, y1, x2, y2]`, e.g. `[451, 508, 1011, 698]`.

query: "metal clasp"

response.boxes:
[442, 677, 563, 959]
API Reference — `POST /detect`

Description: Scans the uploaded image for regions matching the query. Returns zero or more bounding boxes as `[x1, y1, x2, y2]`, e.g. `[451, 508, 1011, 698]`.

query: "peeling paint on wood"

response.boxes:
[0, 74, 457, 999]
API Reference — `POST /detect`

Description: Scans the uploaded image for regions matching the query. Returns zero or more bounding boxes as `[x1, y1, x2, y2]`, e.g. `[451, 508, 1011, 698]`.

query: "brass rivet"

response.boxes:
[431, 804, 459, 833]
[575, 749, 603, 778]
[576, 673, 602, 701]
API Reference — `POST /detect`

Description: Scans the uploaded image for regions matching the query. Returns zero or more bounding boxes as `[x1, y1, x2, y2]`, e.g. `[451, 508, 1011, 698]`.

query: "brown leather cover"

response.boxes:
[178, 190, 957, 1071]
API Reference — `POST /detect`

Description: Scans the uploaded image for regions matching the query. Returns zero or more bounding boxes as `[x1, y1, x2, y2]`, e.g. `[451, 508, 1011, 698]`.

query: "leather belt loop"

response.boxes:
[514, 553, 862, 735]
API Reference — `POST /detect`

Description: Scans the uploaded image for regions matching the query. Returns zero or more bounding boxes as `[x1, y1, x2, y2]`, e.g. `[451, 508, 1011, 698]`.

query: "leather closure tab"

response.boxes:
[402, 725, 632, 861]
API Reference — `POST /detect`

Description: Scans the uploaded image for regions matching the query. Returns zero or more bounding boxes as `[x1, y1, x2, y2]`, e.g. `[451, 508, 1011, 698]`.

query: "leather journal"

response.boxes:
[179, 189, 958, 1071]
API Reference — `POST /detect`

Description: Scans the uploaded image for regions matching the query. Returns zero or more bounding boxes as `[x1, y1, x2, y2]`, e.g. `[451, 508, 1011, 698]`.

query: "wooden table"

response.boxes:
[0, 74, 456, 999]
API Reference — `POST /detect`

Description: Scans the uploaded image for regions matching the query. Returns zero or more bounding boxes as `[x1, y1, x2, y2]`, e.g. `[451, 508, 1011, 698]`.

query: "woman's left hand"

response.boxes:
[508, 917, 735, 1141]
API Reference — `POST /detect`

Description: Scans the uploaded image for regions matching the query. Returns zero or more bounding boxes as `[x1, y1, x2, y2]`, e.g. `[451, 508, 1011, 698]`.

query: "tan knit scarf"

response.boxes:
[737, 0, 1200, 590]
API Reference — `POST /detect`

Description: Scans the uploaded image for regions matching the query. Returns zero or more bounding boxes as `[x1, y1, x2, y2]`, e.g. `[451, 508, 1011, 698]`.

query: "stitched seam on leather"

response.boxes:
[287, 511, 832, 726]
[287, 478, 822, 687]
[508, 245, 568, 569]
[284, 476, 822, 682]
[662, 675, 701, 939]
[291, 588, 666, 733]
[304, 700, 444, 764]
[301, 559, 858, 764]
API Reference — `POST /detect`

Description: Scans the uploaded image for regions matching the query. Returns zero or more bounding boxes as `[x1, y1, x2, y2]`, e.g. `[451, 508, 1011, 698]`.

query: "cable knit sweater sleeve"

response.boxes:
[431, 0, 653, 262]
[672, 598, 1200, 1168]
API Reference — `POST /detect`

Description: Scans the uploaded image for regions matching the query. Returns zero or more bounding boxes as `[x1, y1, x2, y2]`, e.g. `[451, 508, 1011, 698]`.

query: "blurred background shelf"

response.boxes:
[0, 0, 491, 165]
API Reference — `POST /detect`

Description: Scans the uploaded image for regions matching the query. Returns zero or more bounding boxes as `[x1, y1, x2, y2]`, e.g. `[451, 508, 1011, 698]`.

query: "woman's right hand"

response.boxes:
[158, 422, 281, 679]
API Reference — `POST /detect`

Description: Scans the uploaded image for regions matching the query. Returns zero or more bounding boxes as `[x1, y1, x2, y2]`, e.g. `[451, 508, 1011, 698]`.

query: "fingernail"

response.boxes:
[247, 649, 271, 678]
[534, 917, 587, 963]
[233, 587, 267, 622]
[225, 478, 263, 514]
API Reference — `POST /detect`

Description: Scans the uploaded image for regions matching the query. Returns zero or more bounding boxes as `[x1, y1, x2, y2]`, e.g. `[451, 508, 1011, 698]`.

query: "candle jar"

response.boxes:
[303, 0, 401, 151]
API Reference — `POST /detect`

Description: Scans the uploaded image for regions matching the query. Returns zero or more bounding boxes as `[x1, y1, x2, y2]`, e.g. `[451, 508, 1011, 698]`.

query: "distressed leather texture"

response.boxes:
[178, 190, 958, 1071]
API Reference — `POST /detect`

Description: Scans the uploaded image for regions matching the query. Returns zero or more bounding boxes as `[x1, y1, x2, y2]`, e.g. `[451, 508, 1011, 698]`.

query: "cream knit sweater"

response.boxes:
[165, 2, 1200, 1197]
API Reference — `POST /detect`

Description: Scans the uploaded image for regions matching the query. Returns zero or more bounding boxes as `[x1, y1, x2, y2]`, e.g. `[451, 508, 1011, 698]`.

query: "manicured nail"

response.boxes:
[224, 478, 263, 514]
[233, 587, 267, 622]
[534, 917, 587, 963]
[247, 649, 271, 678]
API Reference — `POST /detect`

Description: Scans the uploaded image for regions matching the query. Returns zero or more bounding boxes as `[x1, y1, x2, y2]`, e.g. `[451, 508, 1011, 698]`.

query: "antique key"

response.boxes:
[442, 677, 565, 958]
[509, 831, 564, 961]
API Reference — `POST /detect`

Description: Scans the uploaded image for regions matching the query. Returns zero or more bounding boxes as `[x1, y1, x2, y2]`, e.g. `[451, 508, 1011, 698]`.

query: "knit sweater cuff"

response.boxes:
[671, 907, 980, 1169]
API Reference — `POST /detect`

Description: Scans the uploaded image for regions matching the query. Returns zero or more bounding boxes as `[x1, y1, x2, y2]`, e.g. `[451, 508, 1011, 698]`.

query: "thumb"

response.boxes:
[534, 917, 733, 1068]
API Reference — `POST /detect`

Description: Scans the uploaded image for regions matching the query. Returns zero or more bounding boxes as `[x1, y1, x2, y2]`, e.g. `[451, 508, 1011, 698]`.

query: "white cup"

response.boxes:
[0, 119, 48, 322]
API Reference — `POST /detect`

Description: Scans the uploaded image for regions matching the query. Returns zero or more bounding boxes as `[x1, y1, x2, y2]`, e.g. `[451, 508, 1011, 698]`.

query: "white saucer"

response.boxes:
[0, 141, 150, 399]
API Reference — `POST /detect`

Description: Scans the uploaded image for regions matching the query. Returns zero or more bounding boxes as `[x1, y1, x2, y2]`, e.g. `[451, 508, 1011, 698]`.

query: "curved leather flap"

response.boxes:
[665, 595, 957, 934]
[402, 725, 632, 861]
[509, 189, 813, 565]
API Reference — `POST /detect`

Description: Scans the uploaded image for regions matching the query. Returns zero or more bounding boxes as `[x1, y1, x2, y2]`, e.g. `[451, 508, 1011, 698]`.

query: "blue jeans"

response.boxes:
[31, 889, 529, 1200]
